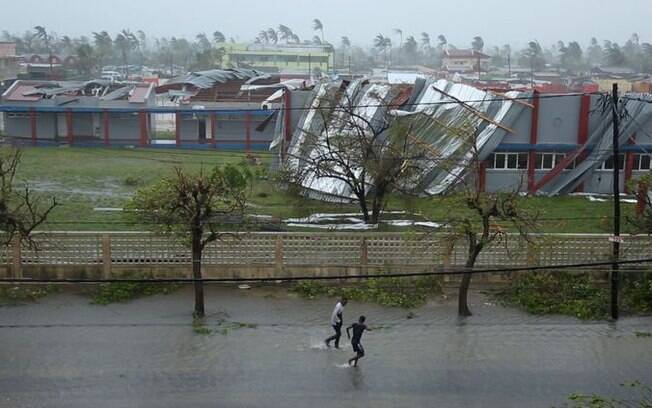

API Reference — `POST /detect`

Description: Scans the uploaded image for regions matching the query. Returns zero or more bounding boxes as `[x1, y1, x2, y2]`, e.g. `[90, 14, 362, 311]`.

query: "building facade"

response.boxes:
[1, 80, 156, 144]
[442, 49, 490, 73]
[221, 43, 334, 74]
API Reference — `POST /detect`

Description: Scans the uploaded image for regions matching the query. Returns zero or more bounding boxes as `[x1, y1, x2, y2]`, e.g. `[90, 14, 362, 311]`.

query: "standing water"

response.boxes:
[0, 286, 651, 408]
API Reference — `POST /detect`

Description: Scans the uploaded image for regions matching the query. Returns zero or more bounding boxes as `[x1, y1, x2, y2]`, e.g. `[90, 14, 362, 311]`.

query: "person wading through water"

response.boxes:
[325, 297, 347, 349]
[347, 315, 371, 367]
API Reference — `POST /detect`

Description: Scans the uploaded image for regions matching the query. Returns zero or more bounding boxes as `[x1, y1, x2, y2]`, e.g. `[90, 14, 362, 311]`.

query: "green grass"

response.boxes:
[16, 146, 350, 230]
[291, 276, 442, 309]
[13, 146, 638, 232]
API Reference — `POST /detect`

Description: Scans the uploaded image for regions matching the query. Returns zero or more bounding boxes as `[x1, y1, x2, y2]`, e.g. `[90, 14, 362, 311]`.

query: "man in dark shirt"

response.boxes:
[346, 315, 371, 367]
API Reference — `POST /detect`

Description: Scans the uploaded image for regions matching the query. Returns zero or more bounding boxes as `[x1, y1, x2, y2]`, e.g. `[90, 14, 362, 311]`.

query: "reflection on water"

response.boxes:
[0, 286, 651, 408]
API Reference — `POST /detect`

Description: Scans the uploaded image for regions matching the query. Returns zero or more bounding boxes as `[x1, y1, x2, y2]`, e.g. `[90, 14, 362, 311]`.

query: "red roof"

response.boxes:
[4, 84, 42, 101]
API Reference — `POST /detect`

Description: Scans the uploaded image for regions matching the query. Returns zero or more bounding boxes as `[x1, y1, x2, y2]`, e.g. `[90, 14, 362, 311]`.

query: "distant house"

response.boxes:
[442, 48, 490, 73]
[0, 42, 21, 80]
[1, 79, 156, 144]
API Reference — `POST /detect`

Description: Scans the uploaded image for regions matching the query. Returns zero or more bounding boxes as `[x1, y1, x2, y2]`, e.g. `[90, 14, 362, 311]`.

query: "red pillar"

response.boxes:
[66, 110, 74, 145]
[210, 113, 217, 149]
[527, 90, 540, 194]
[139, 110, 148, 147]
[478, 161, 487, 193]
[175, 112, 181, 148]
[637, 181, 648, 217]
[103, 110, 110, 146]
[624, 134, 636, 192]
[283, 89, 292, 144]
[575, 94, 591, 193]
[245, 112, 252, 151]
[30, 108, 37, 145]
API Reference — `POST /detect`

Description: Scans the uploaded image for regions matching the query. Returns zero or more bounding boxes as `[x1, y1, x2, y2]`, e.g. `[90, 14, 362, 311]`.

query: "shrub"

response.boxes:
[291, 276, 442, 309]
[92, 280, 180, 305]
[0, 285, 57, 306]
[497, 272, 608, 320]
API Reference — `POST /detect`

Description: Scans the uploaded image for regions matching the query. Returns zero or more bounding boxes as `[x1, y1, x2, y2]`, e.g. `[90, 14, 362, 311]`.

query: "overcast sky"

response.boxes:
[3, 0, 651, 48]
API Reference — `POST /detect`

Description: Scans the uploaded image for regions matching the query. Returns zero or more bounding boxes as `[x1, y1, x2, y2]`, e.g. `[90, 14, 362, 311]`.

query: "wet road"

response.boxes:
[1, 286, 651, 408]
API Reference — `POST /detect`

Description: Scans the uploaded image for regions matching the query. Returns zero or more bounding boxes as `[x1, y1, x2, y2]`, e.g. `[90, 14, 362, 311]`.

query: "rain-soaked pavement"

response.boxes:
[1, 286, 651, 408]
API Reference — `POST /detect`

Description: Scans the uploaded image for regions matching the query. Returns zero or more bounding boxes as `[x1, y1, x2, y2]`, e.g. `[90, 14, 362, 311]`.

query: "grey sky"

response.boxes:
[3, 0, 650, 48]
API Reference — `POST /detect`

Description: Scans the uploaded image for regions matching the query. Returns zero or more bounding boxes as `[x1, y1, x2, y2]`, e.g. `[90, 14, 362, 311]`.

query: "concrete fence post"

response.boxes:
[442, 241, 454, 283]
[360, 237, 368, 270]
[102, 234, 112, 279]
[12, 236, 22, 279]
[275, 236, 284, 273]
[526, 240, 539, 267]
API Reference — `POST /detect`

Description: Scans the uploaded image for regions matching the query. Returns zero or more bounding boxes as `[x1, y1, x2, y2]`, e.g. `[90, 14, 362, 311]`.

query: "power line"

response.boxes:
[2, 257, 651, 285]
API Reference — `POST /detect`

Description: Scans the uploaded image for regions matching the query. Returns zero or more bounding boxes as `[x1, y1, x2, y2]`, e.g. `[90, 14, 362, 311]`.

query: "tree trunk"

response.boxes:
[458, 240, 481, 317]
[192, 233, 205, 318]
[458, 271, 473, 317]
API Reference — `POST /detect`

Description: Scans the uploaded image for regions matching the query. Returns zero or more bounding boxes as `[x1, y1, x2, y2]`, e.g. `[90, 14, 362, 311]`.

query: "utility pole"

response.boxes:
[507, 52, 511, 77]
[611, 82, 621, 320]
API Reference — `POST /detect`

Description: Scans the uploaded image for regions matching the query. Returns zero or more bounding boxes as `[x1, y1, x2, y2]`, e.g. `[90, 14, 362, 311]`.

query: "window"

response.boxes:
[633, 154, 652, 171]
[7, 113, 30, 119]
[535, 153, 575, 170]
[486, 153, 528, 170]
[601, 154, 625, 171]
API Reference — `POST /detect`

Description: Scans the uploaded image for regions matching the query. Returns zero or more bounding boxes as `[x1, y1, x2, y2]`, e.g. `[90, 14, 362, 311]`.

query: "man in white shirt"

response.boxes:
[325, 297, 348, 349]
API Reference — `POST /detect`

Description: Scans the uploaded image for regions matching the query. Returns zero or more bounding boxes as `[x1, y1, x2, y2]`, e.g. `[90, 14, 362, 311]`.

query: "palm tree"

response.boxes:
[437, 34, 447, 48]
[196, 33, 211, 51]
[393, 28, 403, 65]
[404, 35, 418, 65]
[93, 31, 113, 72]
[374, 34, 391, 68]
[278, 25, 293, 43]
[257, 30, 269, 44]
[421, 32, 431, 49]
[472, 36, 484, 52]
[312, 19, 324, 43]
[341, 36, 351, 48]
[267, 28, 278, 45]
[312, 36, 322, 45]
[75, 44, 95, 76]
[34, 26, 53, 78]
[115, 29, 138, 78]
[213, 31, 226, 44]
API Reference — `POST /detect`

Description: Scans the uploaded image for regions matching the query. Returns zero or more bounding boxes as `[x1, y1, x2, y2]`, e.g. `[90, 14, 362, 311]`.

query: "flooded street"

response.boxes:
[1, 286, 651, 408]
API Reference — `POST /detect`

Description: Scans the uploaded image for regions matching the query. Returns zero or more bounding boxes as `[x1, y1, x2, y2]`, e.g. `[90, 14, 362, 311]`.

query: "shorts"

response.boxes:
[352, 342, 365, 357]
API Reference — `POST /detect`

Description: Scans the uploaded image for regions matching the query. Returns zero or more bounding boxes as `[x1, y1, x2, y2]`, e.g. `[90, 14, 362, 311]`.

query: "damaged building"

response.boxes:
[1, 79, 156, 144]
[155, 68, 281, 149]
[272, 78, 652, 197]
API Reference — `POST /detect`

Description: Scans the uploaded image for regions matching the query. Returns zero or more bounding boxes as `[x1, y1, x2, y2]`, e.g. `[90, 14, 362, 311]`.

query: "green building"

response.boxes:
[221, 43, 334, 74]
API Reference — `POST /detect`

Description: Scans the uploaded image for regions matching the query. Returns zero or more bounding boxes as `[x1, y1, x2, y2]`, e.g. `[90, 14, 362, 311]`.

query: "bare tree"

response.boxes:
[284, 93, 429, 224]
[437, 130, 539, 316]
[0, 148, 57, 249]
[129, 165, 251, 317]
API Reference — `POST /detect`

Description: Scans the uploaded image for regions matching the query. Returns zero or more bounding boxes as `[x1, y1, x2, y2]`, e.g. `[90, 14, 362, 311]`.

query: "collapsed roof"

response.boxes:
[2, 80, 154, 104]
[156, 68, 280, 103]
[273, 78, 652, 199]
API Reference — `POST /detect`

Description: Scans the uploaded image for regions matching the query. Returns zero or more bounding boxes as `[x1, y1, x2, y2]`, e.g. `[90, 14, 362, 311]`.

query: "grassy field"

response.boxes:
[14, 146, 637, 233]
